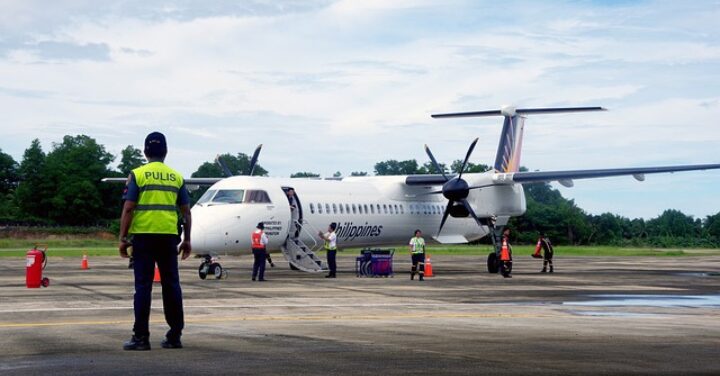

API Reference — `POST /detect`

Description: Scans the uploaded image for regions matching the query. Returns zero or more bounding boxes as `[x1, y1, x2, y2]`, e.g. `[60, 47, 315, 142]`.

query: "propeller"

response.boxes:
[424, 138, 485, 235]
[215, 144, 263, 177]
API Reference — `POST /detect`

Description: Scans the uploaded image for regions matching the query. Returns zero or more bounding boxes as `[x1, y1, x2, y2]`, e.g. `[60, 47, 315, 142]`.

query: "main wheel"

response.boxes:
[487, 252, 499, 274]
[198, 262, 208, 280]
[211, 263, 223, 279]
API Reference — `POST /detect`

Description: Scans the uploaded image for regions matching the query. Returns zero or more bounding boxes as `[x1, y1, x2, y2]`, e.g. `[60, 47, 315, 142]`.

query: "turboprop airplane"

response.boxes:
[104, 106, 720, 278]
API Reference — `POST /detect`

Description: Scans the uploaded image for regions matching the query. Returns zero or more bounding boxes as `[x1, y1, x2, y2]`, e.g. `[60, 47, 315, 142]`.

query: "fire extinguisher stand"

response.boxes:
[26, 244, 50, 288]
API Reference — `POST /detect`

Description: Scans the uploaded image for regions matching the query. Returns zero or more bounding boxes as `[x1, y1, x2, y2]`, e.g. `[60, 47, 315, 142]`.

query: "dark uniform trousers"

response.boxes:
[132, 234, 184, 340]
[327, 250, 337, 276]
[252, 248, 267, 280]
[411, 253, 425, 274]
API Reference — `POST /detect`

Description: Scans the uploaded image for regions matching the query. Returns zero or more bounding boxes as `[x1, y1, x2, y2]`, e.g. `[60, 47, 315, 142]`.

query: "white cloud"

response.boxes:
[0, 0, 719, 218]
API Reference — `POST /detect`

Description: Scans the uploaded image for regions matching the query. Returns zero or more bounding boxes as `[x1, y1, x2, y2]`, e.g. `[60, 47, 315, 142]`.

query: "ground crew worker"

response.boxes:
[499, 228, 513, 278]
[538, 232, 554, 273]
[408, 229, 425, 281]
[251, 222, 269, 281]
[119, 131, 191, 351]
[318, 223, 337, 278]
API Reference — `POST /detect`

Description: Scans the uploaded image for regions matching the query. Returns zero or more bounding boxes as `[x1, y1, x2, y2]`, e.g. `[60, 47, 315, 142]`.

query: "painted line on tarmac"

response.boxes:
[0, 312, 556, 328]
[0, 302, 529, 314]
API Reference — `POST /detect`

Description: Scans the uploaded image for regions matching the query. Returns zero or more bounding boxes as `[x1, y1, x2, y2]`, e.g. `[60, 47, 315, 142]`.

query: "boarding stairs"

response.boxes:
[280, 220, 326, 273]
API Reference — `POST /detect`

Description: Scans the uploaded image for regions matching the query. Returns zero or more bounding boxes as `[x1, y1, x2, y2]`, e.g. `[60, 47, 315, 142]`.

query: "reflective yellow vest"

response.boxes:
[129, 162, 184, 235]
[411, 237, 425, 254]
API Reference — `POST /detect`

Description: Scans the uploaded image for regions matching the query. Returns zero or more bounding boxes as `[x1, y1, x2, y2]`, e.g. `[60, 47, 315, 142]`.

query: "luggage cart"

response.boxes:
[355, 248, 394, 278]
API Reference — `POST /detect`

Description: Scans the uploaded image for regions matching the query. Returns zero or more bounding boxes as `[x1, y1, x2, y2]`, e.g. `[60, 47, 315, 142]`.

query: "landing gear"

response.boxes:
[487, 252, 499, 274]
[198, 255, 228, 280]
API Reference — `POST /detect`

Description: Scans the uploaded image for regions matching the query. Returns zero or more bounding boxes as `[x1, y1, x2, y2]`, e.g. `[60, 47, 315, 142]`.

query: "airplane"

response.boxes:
[104, 106, 720, 278]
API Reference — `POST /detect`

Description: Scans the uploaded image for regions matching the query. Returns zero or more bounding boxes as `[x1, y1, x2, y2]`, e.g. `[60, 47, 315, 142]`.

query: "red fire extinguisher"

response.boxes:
[26, 245, 50, 288]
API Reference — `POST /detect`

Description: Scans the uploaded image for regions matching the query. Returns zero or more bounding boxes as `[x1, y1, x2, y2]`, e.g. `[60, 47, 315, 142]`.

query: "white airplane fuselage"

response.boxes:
[190, 173, 526, 255]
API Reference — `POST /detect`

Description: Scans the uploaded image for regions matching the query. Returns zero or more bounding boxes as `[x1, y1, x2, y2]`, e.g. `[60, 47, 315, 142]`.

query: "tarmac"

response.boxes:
[0, 252, 719, 375]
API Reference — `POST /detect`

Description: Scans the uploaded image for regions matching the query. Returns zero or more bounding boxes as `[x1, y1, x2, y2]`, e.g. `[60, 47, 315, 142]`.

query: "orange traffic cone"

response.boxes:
[424, 255, 433, 278]
[81, 254, 89, 270]
[153, 264, 161, 283]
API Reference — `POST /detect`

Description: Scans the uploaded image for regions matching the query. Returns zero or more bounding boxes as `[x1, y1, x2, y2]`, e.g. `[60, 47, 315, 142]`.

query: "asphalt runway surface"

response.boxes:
[1, 252, 719, 375]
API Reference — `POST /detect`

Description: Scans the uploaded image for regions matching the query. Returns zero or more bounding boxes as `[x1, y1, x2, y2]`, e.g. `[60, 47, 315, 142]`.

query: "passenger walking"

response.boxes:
[118, 131, 192, 351]
[408, 229, 426, 281]
[499, 228, 513, 278]
[251, 223, 269, 281]
[318, 223, 338, 278]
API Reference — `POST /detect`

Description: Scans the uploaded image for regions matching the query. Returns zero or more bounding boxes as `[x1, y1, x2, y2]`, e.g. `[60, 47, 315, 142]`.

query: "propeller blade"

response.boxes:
[424, 144, 448, 181]
[460, 199, 483, 226]
[248, 144, 263, 176]
[457, 138, 479, 180]
[215, 155, 233, 177]
[437, 200, 453, 236]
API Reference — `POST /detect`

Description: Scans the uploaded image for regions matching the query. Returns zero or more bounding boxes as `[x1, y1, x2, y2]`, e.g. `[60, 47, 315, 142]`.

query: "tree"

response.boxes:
[333, 171, 342, 178]
[705, 212, 720, 238]
[374, 159, 421, 175]
[350, 171, 368, 176]
[15, 139, 47, 221]
[450, 160, 489, 174]
[118, 145, 145, 175]
[212, 153, 268, 176]
[42, 135, 119, 225]
[0, 149, 18, 195]
[291, 172, 320, 178]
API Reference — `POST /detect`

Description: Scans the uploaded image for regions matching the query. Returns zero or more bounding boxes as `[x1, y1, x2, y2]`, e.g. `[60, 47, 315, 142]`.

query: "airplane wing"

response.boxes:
[101, 177, 224, 185]
[498, 163, 720, 187]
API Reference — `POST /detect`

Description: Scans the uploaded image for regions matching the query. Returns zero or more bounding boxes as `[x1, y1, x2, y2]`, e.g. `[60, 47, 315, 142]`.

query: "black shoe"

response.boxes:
[161, 338, 183, 349]
[252, 277, 256, 281]
[258, 279, 267, 282]
[123, 335, 150, 351]
[325, 274, 336, 278]
[549, 269, 554, 273]
[419, 276, 424, 281]
[541, 269, 547, 273]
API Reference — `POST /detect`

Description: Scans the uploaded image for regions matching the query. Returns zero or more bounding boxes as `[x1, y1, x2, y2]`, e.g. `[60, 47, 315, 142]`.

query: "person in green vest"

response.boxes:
[408, 229, 426, 281]
[318, 222, 338, 278]
[118, 132, 192, 351]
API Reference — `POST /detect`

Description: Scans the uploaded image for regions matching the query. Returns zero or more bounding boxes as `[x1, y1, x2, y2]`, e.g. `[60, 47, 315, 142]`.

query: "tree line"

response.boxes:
[0, 135, 718, 247]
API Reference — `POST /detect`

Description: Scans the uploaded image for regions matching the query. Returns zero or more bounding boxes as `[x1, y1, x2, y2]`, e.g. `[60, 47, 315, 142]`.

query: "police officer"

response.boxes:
[499, 228, 513, 278]
[119, 132, 191, 351]
[408, 229, 425, 281]
[251, 222, 269, 281]
[539, 232, 554, 273]
[318, 223, 337, 278]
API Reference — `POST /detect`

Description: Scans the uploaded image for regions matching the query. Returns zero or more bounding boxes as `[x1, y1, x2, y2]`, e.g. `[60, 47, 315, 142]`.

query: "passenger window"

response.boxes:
[212, 189, 244, 204]
[310, 203, 315, 214]
[400, 205, 404, 215]
[339, 203, 344, 214]
[318, 203, 323, 214]
[364, 204, 368, 214]
[325, 203, 330, 214]
[352, 204, 357, 214]
[394, 204, 399, 214]
[389, 205, 394, 215]
[383, 204, 388, 214]
[332, 203, 337, 214]
[346, 204, 350, 213]
[370, 204, 375, 214]
[409, 204, 414, 215]
[423, 205, 428, 215]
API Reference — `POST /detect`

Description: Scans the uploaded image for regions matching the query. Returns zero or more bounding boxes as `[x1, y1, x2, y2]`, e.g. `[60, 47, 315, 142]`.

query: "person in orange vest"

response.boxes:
[499, 228, 513, 278]
[251, 222, 269, 281]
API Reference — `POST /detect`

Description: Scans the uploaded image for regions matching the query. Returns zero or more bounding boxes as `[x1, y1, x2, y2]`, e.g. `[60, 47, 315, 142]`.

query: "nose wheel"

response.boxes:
[198, 255, 228, 280]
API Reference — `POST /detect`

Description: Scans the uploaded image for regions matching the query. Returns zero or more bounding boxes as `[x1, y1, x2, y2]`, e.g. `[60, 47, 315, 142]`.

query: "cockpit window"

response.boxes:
[244, 190, 272, 204]
[196, 189, 217, 204]
[212, 189, 245, 204]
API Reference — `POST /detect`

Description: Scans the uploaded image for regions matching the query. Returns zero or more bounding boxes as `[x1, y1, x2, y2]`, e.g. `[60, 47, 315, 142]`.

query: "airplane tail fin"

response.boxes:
[431, 106, 606, 173]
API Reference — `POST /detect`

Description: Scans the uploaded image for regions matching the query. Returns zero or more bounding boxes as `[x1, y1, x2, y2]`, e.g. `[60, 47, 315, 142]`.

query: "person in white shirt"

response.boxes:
[318, 223, 338, 278]
[408, 229, 426, 281]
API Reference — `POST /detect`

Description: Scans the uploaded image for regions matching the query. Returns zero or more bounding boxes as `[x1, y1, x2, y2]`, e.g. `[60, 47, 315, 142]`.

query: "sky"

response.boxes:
[0, 0, 718, 219]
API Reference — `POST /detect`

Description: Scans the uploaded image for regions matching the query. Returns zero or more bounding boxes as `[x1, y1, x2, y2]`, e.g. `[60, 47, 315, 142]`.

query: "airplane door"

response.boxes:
[282, 186, 302, 238]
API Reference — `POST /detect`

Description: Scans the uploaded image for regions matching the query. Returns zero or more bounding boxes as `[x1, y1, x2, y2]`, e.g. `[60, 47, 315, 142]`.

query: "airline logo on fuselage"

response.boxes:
[336, 222, 383, 241]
